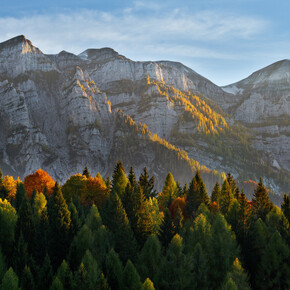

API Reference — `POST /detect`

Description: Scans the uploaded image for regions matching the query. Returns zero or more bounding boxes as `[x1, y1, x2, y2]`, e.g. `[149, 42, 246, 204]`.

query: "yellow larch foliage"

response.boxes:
[3, 176, 21, 201]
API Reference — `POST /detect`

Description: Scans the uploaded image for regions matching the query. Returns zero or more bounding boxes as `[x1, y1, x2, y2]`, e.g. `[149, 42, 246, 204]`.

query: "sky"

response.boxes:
[0, 0, 289, 86]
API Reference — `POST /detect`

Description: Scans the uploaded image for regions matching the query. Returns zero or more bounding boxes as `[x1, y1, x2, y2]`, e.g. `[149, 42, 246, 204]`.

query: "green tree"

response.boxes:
[55, 260, 74, 290]
[0, 199, 17, 257]
[105, 249, 123, 290]
[257, 231, 290, 290]
[222, 276, 238, 290]
[37, 254, 53, 290]
[137, 235, 162, 283]
[158, 172, 177, 210]
[13, 183, 27, 212]
[111, 162, 128, 198]
[142, 278, 155, 290]
[139, 168, 156, 199]
[50, 277, 64, 290]
[81, 250, 100, 289]
[48, 183, 71, 269]
[21, 266, 35, 290]
[1, 267, 20, 290]
[85, 204, 102, 231]
[158, 209, 175, 249]
[281, 193, 290, 223]
[82, 166, 90, 179]
[0, 248, 6, 282]
[209, 213, 239, 289]
[252, 177, 273, 221]
[211, 181, 221, 205]
[226, 172, 236, 194]
[122, 260, 142, 290]
[219, 179, 234, 215]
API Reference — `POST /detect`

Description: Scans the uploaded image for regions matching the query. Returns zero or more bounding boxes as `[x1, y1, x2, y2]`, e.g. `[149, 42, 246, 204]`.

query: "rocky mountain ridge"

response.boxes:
[0, 35, 289, 197]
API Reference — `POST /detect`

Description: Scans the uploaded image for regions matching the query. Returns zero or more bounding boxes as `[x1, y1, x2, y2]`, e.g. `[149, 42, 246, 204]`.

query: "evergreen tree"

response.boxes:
[37, 254, 53, 290]
[158, 172, 177, 210]
[111, 162, 128, 198]
[105, 249, 123, 290]
[1, 267, 20, 290]
[137, 235, 162, 282]
[156, 234, 192, 290]
[158, 209, 175, 249]
[55, 260, 74, 290]
[68, 202, 81, 239]
[211, 181, 221, 204]
[0, 170, 8, 201]
[21, 266, 35, 290]
[85, 204, 102, 231]
[142, 278, 155, 290]
[219, 179, 234, 215]
[281, 193, 290, 223]
[81, 250, 100, 289]
[173, 206, 184, 235]
[139, 168, 156, 199]
[13, 232, 29, 278]
[74, 263, 90, 290]
[257, 231, 290, 290]
[128, 166, 137, 187]
[222, 276, 238, 290]
[0, 247, 6, 282]
[226, 172, 236, 194]
[225, 258, 251, 290]
[132, 189, 154, 246]
[252, 177, 273, 221]
[186, 171, 209, 218]
[122, 260, 142, 290]
[50, 277, 64, 290]
[82, 166, 90, 179]
[48, 182, 71, 269]
[14, 182, 27, 213]
[226, 199, 241, 236]
[209, 213, 239, 289]
[191, 243, 209, 290]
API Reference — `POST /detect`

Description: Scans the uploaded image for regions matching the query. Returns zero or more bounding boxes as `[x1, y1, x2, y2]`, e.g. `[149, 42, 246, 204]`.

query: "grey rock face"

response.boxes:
[0, 35, 288, 195]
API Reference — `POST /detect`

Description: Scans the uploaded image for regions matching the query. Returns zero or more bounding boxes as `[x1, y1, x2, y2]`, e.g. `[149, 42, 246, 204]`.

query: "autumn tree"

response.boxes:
[24, 169, 55, 198]
[111, 162, 128, 198]
[61, 173, 87, 202]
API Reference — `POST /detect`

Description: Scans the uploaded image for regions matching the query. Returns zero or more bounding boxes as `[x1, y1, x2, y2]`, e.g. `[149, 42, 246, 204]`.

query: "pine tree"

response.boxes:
[209, 213, 239, 289]
[158, 209, 175, 249]
[173, 206, 184, 235]
[139, 168, 156, 199]
[1, 267, 20, 290]
[189, 242, 209, 289]
[226, 199, 241, 236]
[37, 254, 53, 290]
[111, 162, 128, 198]
[122, 260, 142, 290]
[105, 249, 123, 290]
[281, 193, 290, 223]
[85, 204, 102, 231]
[158, 172, 177, 210]
[257, 231, 290, 290]
[68, 202, 81, 239]
[222, 276, 238, 290]
[55, 260, 74, 290]
[226, 172, 236, 194]
[211, 181, 221, 204]
[0, 247, 6, 282]
[132, 189, 154, 246]
[186, 171, 209, 218]
[81, 250, 100, 289]
[128, 166, 137, 187]
[156, 234, 192, 290]
[219, 179, 234, 215]
[50, 277, 64, 290]
[21, 266, 35, 290]
[48, 182, 71, 269]
[74, 263, 90, 290]
[252, 177, 273, 221]
[142, 278, 155, 290]
[82, 166, 90, 179]
[14, 182, 27, 213]
[137, 235, 162, 282]
[225, 258, 251, 290]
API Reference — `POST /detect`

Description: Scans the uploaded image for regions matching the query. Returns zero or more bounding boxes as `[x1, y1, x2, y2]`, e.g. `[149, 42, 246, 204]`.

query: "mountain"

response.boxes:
[222, 60, 290, 174]
[0, 35, 289, 197]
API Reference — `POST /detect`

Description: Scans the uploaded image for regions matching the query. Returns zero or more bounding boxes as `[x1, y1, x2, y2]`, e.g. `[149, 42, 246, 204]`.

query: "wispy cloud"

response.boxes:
[0, 8, 267, 57]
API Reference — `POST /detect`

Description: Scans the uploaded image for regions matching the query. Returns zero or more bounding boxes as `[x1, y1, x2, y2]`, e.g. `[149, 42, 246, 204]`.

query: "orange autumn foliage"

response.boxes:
[169, 197, 186, 219]
[80, 176, 109, 207]
[24, 169, 55, 198]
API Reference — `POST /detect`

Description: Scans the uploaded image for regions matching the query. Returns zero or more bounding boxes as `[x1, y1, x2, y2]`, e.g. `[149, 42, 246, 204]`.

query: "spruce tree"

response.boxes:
[211, 181, 221, 204]
[21, 266, 35, 290]
[122, 260, 142, 290]
[48, 182, 71, 269]
[139, 168, 156, 199]
[105, 249, 123, 290]
[82, 166, 90, 179]
[50, 277, 64, 290]
[281, 193, 290, 223]
[142, 278, 155, 290]
[219, 179, 234, 215]
[226, 172, 237, 194]
[158, 172, 177, 209]
[158, 209, 175, 249]
[81, 250, 100, 289]
[37, 254, 53, 290]
[252, 177, 273, 221]
[1, 267, 20, 290]
[257, 231, 290, 290]
[55, 260, 74, 290]
[111, 162, 128, 198]
[0, 247, 6, 282]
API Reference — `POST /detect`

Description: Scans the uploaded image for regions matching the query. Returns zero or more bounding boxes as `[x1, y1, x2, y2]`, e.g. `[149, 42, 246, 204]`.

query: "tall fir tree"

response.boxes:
[281, 193, 290, 223]
[105, 249, 123, 290]
[158, 209, 175, 249]
[252, 177, 273, 221]
[211, 181, 221, 204]
[47, 182, 71, 269]
[21, 266, 35, 290]
[82, 166, 90, 179]
[111, 162, 128, 198]
[122, 260, 142, 290]
[219, 179, 234, 215]
[139, 168, 156, 199]
[1, 267, 20, 290]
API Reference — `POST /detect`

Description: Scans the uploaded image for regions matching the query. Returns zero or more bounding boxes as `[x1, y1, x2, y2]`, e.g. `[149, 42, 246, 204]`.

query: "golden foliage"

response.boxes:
[3, 176, 21, 201]
[24, 169, 55, 198]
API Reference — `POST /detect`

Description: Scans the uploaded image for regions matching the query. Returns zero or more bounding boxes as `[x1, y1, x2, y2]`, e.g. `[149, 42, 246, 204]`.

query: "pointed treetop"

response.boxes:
[82, 166, 90, 179]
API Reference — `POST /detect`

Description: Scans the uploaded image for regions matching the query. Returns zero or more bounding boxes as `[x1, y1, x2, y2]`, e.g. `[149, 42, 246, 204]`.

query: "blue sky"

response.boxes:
[0, 0, 289, 85]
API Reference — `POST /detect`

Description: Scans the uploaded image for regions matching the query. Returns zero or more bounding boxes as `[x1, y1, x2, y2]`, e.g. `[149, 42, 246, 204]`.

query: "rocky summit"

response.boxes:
[0, 35, 289, 198]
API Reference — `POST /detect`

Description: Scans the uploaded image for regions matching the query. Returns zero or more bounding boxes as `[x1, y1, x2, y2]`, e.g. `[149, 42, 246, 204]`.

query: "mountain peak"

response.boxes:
[78, 47, 121, 61]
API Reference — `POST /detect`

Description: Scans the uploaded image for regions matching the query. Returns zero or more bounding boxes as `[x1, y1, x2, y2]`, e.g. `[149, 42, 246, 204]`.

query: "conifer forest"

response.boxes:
[0, 163, 289, 290]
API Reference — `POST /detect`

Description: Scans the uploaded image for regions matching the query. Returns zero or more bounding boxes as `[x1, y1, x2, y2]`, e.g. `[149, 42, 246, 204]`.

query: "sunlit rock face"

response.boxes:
[0, 35, 289, 196]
